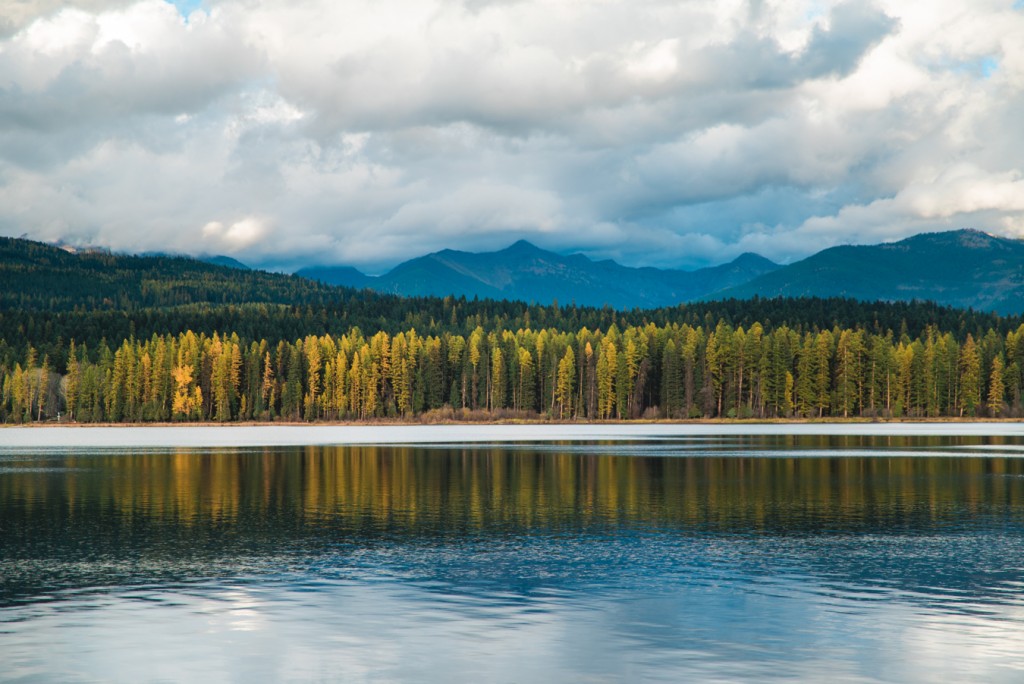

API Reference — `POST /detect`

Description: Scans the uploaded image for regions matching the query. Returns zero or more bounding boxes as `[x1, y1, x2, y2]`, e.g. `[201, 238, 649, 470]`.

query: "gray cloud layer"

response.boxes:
[1, 0, 1022, 271]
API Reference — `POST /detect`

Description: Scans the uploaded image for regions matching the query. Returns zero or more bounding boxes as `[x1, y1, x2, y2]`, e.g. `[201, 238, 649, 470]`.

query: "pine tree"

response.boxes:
[212, 340, 232, 422]
[783, 370, 794, 417]
[959, 334, 982, 417]
[518, 347, 535, 412]
[555, 346, 575, 419]
[661, 338, 682, 418]
[894, 342, 914, 417]
[37, 355, 50, 422]
[260, 352, 276, 418]
[597, 341, 616, 419]
[66, 341, 80, 421]
[230, 340, 243, 416]
[468, 327, 484, 410]
[988, 354, 1005, 417]
[490, 345, 506, 411]
[682, 326, 701, 417]
[812, 331, 832, 417]
[834, 329, 863, 418]
[795, 334, 816, 417]
[584, 340, 596, 418]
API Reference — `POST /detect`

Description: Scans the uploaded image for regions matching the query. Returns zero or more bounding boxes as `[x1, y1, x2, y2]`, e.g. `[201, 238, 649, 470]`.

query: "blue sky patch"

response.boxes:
[981, 57, 999, 78]
[171, 0, 204, 18]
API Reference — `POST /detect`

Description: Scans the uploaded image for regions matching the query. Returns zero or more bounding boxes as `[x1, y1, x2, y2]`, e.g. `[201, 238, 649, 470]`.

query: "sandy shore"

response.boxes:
[2, 421, 1024, 449]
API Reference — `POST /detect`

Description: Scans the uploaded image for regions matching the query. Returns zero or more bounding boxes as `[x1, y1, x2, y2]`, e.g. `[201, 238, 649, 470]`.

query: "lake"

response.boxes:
[3, 425, 1024, 682]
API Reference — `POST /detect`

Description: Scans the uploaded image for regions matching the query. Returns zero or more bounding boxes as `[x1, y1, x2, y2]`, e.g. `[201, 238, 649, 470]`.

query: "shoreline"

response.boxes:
[2, 421, 1024, 449]
[5, 416, 1024, 428]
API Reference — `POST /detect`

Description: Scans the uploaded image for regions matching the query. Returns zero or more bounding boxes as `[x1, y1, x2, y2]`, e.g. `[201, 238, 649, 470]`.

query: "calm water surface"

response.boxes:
[3, 434, 1024, 682]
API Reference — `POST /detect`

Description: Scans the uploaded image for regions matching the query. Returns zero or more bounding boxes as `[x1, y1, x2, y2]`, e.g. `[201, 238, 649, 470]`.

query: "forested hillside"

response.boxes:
[0, 236, 348, 311]
[3, 235, 1024, 423]
[724, 229, 1024, 313]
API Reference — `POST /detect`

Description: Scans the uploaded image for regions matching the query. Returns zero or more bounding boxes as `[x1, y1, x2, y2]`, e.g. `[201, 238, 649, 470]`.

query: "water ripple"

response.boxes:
[3, 438, 1024, 682]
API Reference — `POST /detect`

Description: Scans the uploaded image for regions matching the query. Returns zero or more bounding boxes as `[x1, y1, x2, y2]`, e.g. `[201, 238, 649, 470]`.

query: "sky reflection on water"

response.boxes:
[3, 435, 1024, 682]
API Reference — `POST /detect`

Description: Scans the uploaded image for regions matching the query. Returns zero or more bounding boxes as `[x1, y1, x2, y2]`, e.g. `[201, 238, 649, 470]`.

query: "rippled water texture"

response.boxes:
[3, 433, 1024, 682]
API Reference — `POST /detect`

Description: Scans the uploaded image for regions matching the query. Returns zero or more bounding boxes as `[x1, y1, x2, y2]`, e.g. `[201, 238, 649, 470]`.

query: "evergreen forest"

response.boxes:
[4, 321, 1024, 423]
[3, 236, 1024, 423]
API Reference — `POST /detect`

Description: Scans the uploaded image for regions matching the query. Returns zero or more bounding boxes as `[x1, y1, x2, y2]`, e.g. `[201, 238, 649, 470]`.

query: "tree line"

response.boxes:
[3, 295, 1019, 386]
[4, 319, 1024, 423]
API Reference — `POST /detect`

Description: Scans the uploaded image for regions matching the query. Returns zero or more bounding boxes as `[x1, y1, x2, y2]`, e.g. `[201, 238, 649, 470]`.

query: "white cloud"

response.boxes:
[202, 217, 269, 249]
[0, 0, 133, 38]
[0, 0, 1022, 271]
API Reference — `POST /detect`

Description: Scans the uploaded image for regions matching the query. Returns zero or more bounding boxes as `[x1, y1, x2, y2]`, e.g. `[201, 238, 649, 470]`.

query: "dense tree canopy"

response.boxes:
[4, 320, 1024, 423]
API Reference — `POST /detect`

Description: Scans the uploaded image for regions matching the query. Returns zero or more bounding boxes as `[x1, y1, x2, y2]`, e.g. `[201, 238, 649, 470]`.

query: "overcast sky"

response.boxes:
[1, 0, 1022, 272]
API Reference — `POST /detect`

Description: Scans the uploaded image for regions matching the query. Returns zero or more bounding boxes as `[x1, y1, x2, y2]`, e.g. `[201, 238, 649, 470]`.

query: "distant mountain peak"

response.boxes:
[503, 239, 545, 254]
[730, 252, 778, 268]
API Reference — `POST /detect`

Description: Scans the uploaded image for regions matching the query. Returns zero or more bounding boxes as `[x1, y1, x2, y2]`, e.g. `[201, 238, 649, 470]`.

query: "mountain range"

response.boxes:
[5, 228, 1023, 315]
[721, 229, 1024, 313]
[297, 229, 1024, 314]
[298, 240, 781, 309]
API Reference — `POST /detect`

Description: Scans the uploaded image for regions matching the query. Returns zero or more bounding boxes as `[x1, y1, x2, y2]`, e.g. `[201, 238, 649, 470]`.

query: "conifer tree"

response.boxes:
[988, 354, 1005, 417]
[661, 338, 682, 418]
[66, 341, 80, 421]
[597, 341, 615, 419]
[959, 334, 982, 417]
[518, 347, 535, 412]
[490, 345, 506, 411]
[556, 346, 575, 419]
